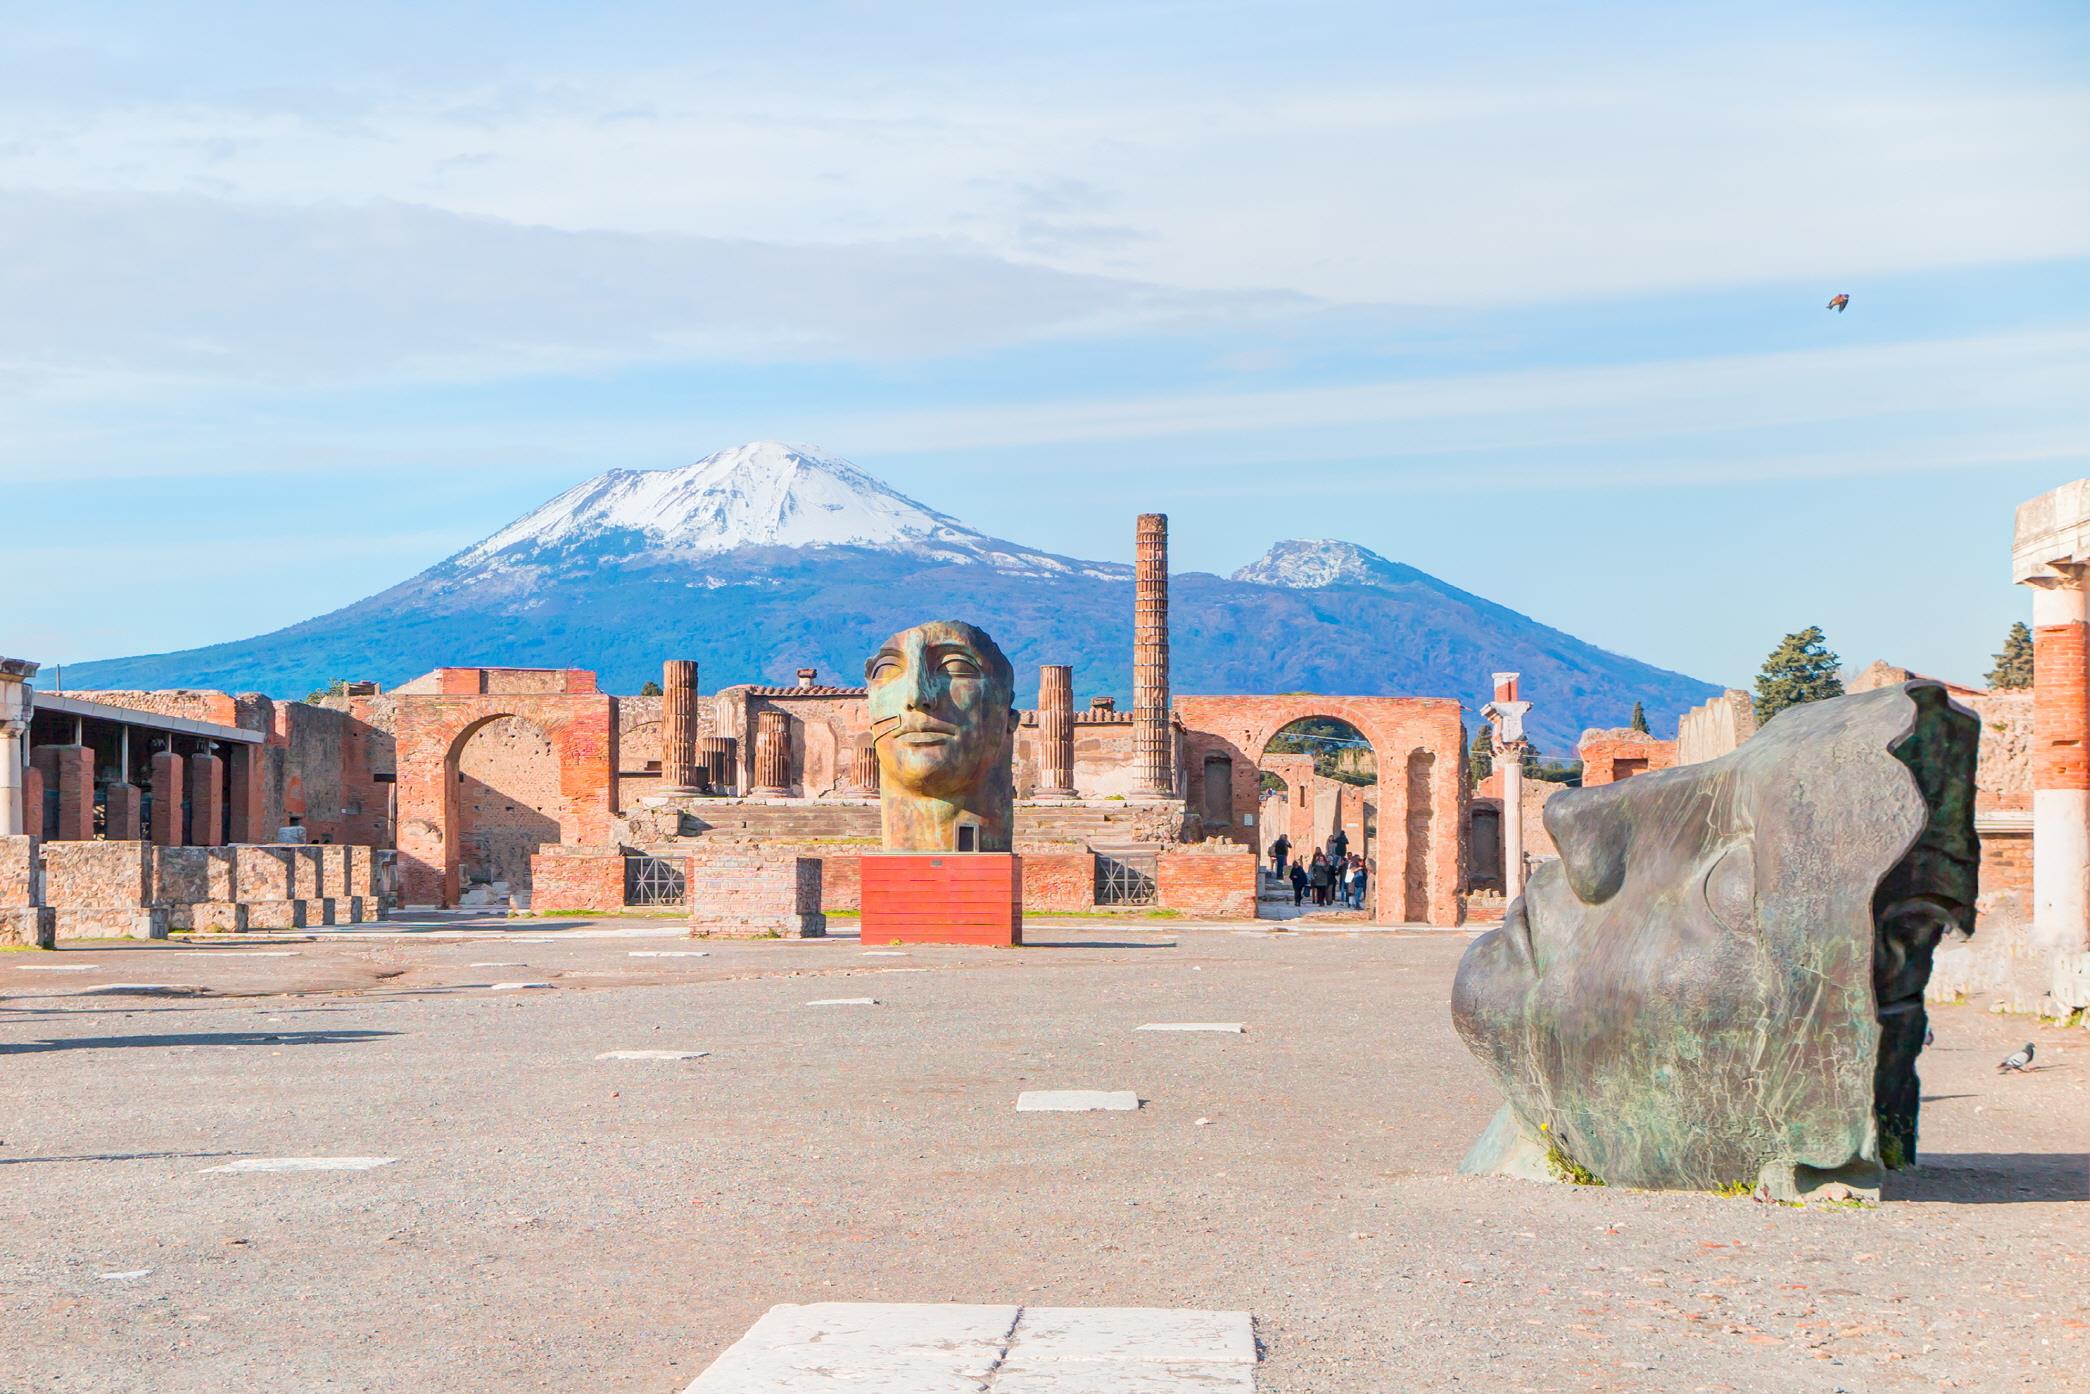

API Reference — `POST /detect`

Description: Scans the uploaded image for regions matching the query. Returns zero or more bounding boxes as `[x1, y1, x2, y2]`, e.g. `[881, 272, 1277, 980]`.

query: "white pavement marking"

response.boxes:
[807, 998, 878, 1006]
[861, 951, 909, 957]
[470, 962, 528, 967]
[192, 951, 300, 957]
[98, 1269, 154, 1282]
[629, 951, 710, 957]
[489, 982, 553, 991]
[597, 1050, 710, 1061]
[199, 1157, 397, 1174]
[1137, 1023, 1245, 1033]
[682, 1303, 1254, 1392]
[1016, 1091, 1141, 1112]
[17, 964, 96, 971]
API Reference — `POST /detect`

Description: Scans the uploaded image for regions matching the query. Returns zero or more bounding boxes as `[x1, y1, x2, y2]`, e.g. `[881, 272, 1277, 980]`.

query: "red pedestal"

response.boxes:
[860, 853, 1022, 947]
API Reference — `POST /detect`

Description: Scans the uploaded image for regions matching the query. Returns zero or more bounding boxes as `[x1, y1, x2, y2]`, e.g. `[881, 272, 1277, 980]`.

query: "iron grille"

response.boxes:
[1094, 852, 1158, 906]
[624, 853, 687, 908]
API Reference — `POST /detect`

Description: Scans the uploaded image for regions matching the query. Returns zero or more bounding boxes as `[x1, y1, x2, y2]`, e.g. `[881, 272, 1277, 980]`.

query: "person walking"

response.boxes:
[1308, 851, 1330, 906]
[1288, 856, 1308, 906]
[1328, 826, 1350, 870]
[1348, 856, 1368, 911]
[1269, 833, 1290, 881]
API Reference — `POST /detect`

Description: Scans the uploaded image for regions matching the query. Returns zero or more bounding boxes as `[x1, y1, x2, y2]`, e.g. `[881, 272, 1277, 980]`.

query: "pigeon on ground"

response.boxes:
[1923, 1025, 1934, 1047]
[1827, 293, 1850, 312]
[1997, 1042, 2035, 1073]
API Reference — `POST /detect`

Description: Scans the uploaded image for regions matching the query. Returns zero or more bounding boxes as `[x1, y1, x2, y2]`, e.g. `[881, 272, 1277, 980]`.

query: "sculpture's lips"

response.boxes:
[896, 725, 957, 746]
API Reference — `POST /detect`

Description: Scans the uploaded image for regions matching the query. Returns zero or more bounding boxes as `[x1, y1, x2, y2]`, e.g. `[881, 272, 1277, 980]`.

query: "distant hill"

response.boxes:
[60, 441, 1719, 751]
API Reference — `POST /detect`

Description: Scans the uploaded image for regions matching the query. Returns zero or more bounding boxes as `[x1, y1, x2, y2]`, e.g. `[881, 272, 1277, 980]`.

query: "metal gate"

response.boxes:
[624, 853, 687, 908]
[1094, 851, 1157, 906]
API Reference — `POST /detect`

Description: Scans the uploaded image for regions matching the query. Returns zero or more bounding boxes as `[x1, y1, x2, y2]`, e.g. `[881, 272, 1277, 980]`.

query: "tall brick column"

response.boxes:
[752, 710, 791, 796]
[1036, 664, 1076, 798]
[2015, 480, 2090, 963]
[105, 781, 141, 840]
[660, 660, 702, 792]
[32, 745, 93, 841]
[21, 765, 44, 840]
[150, 750, 185, 847]
[228, 742, 268, 844]
[188, 751, 226, 847]
[1133, 513, 1173, 797]
[700, 737, 736, 795]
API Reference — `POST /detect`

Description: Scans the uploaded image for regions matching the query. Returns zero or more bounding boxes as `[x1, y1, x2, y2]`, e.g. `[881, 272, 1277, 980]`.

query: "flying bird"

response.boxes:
[1827, 293, 1850, 313]
[1997, 1042, 2035, 1073]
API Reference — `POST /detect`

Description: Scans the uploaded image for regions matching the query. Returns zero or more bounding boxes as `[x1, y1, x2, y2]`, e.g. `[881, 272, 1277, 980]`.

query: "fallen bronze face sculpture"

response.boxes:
[865, 620, 1019, 852]
[1452, 681, 1977, 1199]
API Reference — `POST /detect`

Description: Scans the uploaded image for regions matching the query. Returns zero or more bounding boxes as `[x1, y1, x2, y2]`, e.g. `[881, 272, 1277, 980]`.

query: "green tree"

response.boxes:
[639, 679, 663, 696]
[1468, 724, 1493, 786]
[303, 678, 347, 704]
[1628, 701, 1649, 733]
[1987, 620, 2034, 690]
[1754, 626, 1844, 724]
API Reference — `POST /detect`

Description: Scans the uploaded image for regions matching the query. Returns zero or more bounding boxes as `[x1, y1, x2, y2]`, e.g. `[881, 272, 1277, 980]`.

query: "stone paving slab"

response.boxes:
[683, 1303, 1253, 1393]
[1016, 1091, 1140, 1112]
[597, 1050, 709, 1061]
[1136, 1023, 1245, 1033]
[198, 1157, 397, 1174]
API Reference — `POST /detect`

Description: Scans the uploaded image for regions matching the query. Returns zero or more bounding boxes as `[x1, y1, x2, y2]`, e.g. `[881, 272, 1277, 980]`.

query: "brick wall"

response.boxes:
[1155, 847, 1258, 919]
[1980, 829, 2033, 899]
[686, 847, 824, 937]
[31, 745, 92, 841]
[529, 846, 627, 912]
[1578, 729, 1678, 787]
[1022, 851, 1095, 911]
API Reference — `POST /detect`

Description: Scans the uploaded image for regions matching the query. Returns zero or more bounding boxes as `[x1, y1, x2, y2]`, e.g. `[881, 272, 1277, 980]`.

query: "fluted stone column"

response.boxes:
[660, 660, 702, 792]
[0, 657, 34, 838]
[1484, 672, 1532, 903]
[851, 738, 880, 795]
[1133, 513, 1173, 797]
[752, 710, 791, 796]
[1036, 664, 1075, 798]
[701, 737, 736, 795]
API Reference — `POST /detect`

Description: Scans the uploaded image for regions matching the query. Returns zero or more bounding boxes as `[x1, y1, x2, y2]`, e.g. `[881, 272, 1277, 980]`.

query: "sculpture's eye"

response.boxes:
[868, 656, 904, 682]
[1703, 842, 1756, 934]
[941, 655, 981, 678]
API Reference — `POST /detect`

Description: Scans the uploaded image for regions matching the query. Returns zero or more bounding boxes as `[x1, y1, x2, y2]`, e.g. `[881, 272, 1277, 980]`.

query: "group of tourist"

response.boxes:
[1267, 832, 1367, 910]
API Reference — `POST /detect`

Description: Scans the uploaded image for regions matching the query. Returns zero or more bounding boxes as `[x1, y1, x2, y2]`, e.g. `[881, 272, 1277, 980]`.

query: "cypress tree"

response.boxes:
[1468, 724, 1494, 786]
[1987, 620, 2034, 690]
[1754, 626, 1844, 724]
[639, 679, 663, 697]
[1628, 701, 1649, 733]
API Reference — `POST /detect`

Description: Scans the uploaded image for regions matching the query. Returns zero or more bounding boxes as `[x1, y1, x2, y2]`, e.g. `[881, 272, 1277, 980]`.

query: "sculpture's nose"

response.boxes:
[903, 658, 937, 711]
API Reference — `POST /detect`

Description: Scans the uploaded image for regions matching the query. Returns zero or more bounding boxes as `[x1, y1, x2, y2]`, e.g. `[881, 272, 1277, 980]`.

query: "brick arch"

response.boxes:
[1173, 694, 1466, 925]
[394, 693, 615, 907]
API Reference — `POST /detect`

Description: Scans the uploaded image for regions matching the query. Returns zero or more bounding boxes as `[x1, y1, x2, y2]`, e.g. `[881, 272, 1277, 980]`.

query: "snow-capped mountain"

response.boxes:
[454, 442, 1101, 577]
[1233, 539, 1409, 589]
[62, 444, 1721, 749]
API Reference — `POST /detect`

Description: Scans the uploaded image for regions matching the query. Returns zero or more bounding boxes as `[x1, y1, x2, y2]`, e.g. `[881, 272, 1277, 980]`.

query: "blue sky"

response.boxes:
[6, 1, 2087, 691]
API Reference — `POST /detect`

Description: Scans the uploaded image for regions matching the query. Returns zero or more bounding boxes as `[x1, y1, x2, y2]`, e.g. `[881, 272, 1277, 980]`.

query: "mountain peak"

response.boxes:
[1232, 538, 1404, 589]
[445, 441, 1115, 582]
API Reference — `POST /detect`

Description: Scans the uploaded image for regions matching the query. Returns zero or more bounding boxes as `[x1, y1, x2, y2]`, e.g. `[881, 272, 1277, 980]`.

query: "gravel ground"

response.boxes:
[1, 918, 2085, 1393]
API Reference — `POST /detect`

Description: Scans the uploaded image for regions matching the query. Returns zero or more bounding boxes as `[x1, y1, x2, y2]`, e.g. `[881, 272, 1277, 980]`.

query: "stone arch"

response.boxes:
[1172, 695, 1467, 925]
[447, 714, 565, 906]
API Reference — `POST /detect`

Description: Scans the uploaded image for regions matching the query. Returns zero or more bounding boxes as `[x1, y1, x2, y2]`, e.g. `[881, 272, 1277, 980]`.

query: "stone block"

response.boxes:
[1017, 850, 1093, 912]
[154, 846, 237, 905]
[1016, 1091, 1139, 1112]
[1154, 848, 1258, 920]
[245, 900, 308, 930]
[0, 835, 35, 909]
[175, 902, 249, 933]
[687, 849, 824, 938]
[104, 782, 142, 841]
[0, 907, 54, 948]
[288, 846, 324, 899]
[54, 907, 168, 940]
[529, 845, 627, 913]
[41, 841, 152, 910]
[235, 845, 295, 901]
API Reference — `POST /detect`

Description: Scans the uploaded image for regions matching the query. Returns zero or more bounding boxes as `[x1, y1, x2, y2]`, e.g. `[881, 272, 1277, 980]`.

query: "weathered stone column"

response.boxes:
[0, 658, 34, 838]
[2015, 481, 2090, 960]
[660, 660, 702, 793]
[1036, 664, 1075, 798]
[700, 736, 736, 795]
[851, 738, 880, 795]
[1133, 513, 1173, 796]
[188, 750, 226, 847]
[105, 781, 141, 840]
[1483, 672, 1532, 903]
[150, 750, 185, 848]
[752, 710, 791, 796]
[32, 745, 93, 842]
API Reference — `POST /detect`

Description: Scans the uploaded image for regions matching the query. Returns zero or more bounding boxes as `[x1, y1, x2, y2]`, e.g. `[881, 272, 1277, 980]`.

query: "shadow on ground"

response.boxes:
[0, 1030, 398, 1055]
[1885, 1152, 2090, 1203]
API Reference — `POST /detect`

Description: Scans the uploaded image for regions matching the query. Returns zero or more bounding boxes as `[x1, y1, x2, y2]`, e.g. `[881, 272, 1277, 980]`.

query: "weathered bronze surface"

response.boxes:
[1452, 681, 1978, 1196]
[866, 620, 1019, 852]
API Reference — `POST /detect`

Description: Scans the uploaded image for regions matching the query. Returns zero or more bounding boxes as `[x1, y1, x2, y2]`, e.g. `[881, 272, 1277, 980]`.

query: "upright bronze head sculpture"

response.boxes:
[1452, 682, 1977, 1199]
[865, 620, 1019, 852]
